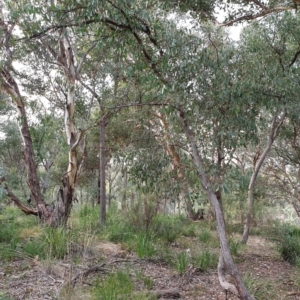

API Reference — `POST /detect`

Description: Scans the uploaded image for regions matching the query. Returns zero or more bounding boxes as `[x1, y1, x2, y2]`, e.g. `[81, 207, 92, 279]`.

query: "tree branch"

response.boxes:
[289, 50, 300, 67]
[220, 6, 293, 27]
[0, 177, 38, 216]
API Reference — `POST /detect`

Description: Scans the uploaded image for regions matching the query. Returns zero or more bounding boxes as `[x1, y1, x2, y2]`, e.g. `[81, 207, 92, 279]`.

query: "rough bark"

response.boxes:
[179, 108, 255, 300]
[242, 114, 284, 244]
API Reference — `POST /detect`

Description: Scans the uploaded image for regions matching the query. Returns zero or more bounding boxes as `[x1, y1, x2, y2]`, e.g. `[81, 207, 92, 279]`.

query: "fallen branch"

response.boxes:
[149, 288, 180, 299]
[66, 259, 134, 288]
[287, 291, 300, 296]
[70, 263, 108, 287]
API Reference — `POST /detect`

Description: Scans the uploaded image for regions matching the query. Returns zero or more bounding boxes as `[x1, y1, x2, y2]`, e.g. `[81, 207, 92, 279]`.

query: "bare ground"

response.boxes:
[1, 235, 300, 300]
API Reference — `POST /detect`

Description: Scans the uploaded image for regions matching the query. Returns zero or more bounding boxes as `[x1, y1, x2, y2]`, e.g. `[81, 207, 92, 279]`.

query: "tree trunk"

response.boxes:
[99, 119, 106, 225]
[2, 30, 84, 226]
[152, 111, 199, 219]
[242, 114, 284, 244]
[97, 170, 101, 205]
[0, 67, 52, 219]
[121, 164, 128, 210]
[179, 108, 255, 300]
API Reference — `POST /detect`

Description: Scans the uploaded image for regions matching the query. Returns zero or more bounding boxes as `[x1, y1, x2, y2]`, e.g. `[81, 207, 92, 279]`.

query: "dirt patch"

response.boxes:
[1, 236, 300, 299]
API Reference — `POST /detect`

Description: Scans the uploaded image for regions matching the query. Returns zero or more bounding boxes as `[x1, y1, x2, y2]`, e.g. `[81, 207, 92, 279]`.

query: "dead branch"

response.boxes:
[66, 259, 134, 288]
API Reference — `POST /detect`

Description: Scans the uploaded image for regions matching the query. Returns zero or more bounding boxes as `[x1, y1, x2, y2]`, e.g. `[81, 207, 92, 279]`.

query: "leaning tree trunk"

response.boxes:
[242, 114, 284, 244]
[0, 6, 53, 219]
[179, 108, 255, 300]
[0, 69, 51, 217]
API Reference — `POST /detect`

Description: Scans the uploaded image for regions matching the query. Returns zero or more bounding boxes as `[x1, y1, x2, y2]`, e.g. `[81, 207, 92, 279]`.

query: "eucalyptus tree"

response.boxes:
[0, 1, 251, 297]
[0, 0, 101, 225]
[267, 104, 300, 219]
[0, 121, 28, 199]
[236, 12, 300, 243]
[0, 2, 51, 216]
[0, 0, 295, 297]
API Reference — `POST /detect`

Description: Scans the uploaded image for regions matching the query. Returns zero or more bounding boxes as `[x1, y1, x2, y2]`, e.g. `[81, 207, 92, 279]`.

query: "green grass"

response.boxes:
[0, 236, 21, 261]
[199, 229, 213, 243]
[0, 292, 15, 300]
[243, 272, 276, 300]
[271, 224, 300, 265]
[229, 239, 242, 256]
[151, 214, 192, 243]
[93, 271, 134, 300]
[176, 251, 189, 275]
[194, 250, 218, 272]
[42, 227, 70, 259]
[135, 270, 154, 289]
[135, 233, 155, 258]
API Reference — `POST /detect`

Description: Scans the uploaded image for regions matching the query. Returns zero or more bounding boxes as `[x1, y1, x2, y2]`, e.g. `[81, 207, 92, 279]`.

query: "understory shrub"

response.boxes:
[135, 233, 155, 258]
[151, 214, 191, 243]
[276, 224, 300, 264]
[103, 211, 137, 244]
[243, 272, 275, 300]
[194, 250, 218, 271]
[176, 251, 189, 275]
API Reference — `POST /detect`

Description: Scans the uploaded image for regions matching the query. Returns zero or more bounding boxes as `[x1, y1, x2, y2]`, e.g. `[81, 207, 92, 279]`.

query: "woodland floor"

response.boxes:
[1, 235, 300, 300]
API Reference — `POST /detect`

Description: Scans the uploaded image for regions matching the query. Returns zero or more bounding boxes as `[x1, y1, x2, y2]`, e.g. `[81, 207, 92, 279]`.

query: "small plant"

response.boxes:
[155, 244, 174, 266]
[152, 214, 191, 243]
[199, 229, 213, 243]
[0, 292, 15, 300]
[77, 204, 98, 229]
[93, 271, 133, 300]
[103, 213, 136, 244]
[135, 270, 154, 289]
[230, 239, 241, 256]
[0, 223, 19, 243]
[182, 224, 196, 237]
[41, 227, 69, 259]
[277, 225, 300, 265]
[176, 251, 189, 275]
[195, 250, 218, 272]
[0, 237, 21, 261]
[296, 257, 300, 268]
[243, 272, 275, 300]
[136, 233, 155, 258]
[22, 240, 45, 258]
